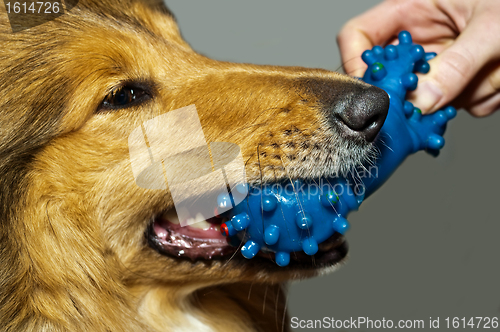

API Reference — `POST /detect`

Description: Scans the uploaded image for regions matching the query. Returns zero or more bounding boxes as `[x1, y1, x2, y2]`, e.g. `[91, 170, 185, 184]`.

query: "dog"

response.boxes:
[0, 1, 389, 331]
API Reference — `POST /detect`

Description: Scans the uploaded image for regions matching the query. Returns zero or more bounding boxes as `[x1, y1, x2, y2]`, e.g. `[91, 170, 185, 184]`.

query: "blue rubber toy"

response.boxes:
[220, 31, 456, 266]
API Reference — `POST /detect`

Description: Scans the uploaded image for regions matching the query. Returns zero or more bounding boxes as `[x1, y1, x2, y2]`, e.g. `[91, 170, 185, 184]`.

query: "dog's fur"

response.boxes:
[0, 1, 381, 331]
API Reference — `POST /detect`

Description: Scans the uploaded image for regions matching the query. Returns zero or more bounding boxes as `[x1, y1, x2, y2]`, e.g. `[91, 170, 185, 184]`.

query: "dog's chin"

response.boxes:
[146, 209, 348, 273]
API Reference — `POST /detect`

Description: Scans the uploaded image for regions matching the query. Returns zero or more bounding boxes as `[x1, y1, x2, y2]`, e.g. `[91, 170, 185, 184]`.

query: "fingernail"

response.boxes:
[409, 80, 443, 113]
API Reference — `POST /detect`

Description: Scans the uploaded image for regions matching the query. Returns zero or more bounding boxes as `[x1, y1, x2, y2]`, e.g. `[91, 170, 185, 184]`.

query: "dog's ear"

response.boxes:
[70, 0, 184, 46]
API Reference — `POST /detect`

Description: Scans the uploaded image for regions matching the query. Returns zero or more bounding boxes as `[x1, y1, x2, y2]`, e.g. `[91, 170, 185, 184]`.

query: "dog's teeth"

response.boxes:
[185, 212, 206, 226]
[162, 211, 215, 229]
[189, 214, 212, 230]
[189, 221, 212, 230]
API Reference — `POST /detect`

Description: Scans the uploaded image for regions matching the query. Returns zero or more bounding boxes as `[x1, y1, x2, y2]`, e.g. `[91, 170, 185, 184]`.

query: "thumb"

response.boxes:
[408, 22, 500, 113]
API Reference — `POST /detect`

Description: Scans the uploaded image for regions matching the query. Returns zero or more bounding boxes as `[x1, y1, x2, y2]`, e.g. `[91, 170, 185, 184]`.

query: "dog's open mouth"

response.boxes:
[147, 209, 348, 267]
[147, 210, 235, 260]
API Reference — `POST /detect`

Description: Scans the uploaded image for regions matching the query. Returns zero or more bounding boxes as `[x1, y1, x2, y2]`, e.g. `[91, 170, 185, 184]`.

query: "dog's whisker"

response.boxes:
[274, 285, 281, 332]
[335, 60, 355, 73]
[281, 289, 289, 332]
[244, 153, 254, 168]
[354, 166, 362, 181]
[380, 132, 395, 153]
[272, 164, 298, 262]
[324, 178, 340, 215]
[380, 139, 393, 152]
[338, 56, 367, 75]
[222, 227, 247, 267]
[275, 154, 301, 262]
[247, 281, 254, 300]
[312, 177, 340, 215]
[256, 143, 266, 236]
[279, 154, 313, 241]
[222, 171, 259, 267]
[262, 284, 269, 315]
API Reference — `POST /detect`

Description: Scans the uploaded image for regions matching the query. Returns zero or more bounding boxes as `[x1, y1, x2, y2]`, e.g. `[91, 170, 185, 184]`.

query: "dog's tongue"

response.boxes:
[154, 209, 227, 241]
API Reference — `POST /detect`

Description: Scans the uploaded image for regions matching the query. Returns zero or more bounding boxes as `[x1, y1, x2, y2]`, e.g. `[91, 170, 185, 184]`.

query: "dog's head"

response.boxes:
[0, 0, 388, 317]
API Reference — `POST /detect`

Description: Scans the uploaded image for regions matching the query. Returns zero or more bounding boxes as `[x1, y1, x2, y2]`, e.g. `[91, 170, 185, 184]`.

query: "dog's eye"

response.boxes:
[100, 85, 150, 110]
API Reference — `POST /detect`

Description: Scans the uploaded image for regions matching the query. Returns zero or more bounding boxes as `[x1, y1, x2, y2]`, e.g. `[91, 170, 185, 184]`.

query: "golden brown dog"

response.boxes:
[0, 1, 389, 331]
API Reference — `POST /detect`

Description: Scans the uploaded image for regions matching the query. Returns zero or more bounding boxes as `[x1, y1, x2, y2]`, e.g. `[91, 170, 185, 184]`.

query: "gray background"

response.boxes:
[166, 1, 500, 330]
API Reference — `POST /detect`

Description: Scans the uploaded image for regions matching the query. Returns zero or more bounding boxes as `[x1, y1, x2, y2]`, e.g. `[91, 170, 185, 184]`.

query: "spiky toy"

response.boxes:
[220, 31, 456, 266]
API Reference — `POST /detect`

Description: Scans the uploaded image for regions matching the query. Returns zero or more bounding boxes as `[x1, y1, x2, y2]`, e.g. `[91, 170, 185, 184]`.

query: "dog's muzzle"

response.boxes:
[219, 31, 457, 267]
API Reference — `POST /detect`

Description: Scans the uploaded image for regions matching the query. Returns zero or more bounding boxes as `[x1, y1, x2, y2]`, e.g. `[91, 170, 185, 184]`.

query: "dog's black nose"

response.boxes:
[297, 78, 389, 142]
[335, 85, 389, 142]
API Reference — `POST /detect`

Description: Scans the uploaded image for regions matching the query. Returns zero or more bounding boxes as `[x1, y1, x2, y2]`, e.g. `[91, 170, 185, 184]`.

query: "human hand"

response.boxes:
[337, 0, 500, 117]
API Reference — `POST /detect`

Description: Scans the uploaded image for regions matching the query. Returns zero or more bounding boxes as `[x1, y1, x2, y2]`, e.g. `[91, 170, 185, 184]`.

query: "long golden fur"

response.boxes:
[0, 1, 386, 331]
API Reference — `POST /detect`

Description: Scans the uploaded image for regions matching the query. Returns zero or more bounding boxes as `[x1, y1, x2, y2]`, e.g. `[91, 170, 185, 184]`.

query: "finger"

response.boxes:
[457, 62, 500, 116]
[337, 29, 374, 78]
[337, 1, 405, 77]
[468, 92, 500, 117]
[408, 20, 500, 114]
[454, 62, 500, 117]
